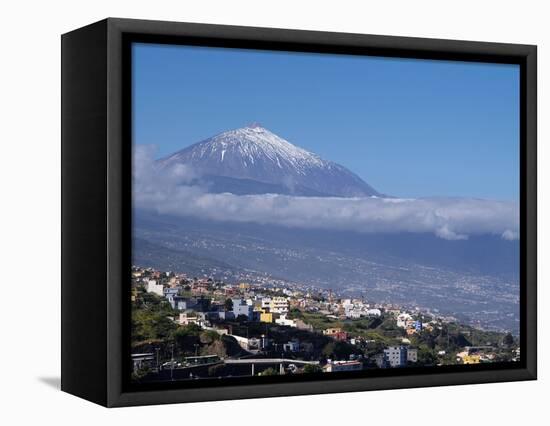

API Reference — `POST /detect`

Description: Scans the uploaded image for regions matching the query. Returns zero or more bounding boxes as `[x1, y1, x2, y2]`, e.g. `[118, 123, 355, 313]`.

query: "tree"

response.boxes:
[288, 308, 303, 320]
[224, 298, 234, 311]
[131, 292, 178, 343]
[172, 325, 201, 355]
[200, 330, 220, 345]
[303, 364, 322, 374]
[455, 333, 472, 348]
[260, 367, 279, 376]
[363, 340, 385, 358]
[155, 315, 179, 340]
[322, 341, 356, 360]
[322, 342, 337, 358]
[417, 347, 437, 366]
[236, 314, 249, 323]
[503, 333, 514, 346]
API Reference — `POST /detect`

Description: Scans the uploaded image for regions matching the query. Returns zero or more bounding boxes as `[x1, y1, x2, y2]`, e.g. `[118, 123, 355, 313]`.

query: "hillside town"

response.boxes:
[131, 266, 520, 382]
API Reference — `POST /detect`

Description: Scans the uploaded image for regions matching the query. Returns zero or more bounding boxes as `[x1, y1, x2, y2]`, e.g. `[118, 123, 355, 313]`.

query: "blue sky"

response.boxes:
[133, 43, 519, 200]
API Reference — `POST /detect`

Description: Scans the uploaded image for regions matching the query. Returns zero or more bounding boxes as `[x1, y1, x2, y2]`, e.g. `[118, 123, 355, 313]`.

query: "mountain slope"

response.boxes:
[134, 210, 520, 333]
[157, 123, 380, 197]
[133, 237, 245, 278]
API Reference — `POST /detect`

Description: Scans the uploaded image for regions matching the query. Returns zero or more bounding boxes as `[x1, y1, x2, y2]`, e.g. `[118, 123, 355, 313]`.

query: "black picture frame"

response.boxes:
[61, 17, 537, 407]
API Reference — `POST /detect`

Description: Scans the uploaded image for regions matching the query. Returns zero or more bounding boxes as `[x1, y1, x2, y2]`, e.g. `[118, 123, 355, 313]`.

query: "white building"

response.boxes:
[383, 346, 418, 367]
[275, 314, 297, 327]
[384, 346, 407, 367]
[407, 348, 418, 363]
[346, 310, 363, 319]
[324, 360, 363, 372]
[283, 341, 300, 352]
[178, 313, 199, 326]
[262, 297, 289, 314]
[396, 313, 413, 328]
[146, 280, 164, 297]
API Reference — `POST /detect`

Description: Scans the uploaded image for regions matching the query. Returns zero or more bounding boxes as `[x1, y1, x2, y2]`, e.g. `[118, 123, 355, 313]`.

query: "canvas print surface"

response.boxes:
[130, 43, 520, 383]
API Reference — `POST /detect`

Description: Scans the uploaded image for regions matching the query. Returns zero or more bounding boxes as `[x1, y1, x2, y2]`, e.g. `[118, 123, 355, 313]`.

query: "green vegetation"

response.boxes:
[322, 341, 360, 360]
[131, 289, 243, 361]
[131, 290, 178, 343]
[259, 367, 279, 376]
[302, 364, 322, 374]
[503, 332, 514, 346]
[291, 310, 403, 346]
[289, 309, 342, 330]
[224, 298, 233, 311]
[343, 317, 403, 344]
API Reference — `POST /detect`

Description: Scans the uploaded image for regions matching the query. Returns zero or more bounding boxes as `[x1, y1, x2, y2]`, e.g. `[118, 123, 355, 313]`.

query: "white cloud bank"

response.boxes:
[133, 145, 519, 241]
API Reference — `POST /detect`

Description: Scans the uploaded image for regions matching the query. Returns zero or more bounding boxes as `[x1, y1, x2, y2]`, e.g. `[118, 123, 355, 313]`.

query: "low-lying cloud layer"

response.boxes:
[133, 145, 519, 241]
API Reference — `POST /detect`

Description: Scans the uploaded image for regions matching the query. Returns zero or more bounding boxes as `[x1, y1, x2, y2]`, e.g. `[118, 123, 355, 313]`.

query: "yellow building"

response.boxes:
[239, 282, 251, 290]
[462, 354, 481, 364]
[260, 311, 273, 323]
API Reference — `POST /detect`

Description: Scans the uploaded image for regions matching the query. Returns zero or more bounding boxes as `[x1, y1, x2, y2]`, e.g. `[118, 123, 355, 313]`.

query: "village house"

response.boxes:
[178, 312, 200, 326]
[231, 298, 254, 320]
[270, 297, 290, 314]
[324, 360, 363, 372]
[275, 314, 297, 327]
[383, 346, 407, 367]
[407, 347, 418, 362]
[323, 328, 348, 341]
[146, 279, 164, 297]
[283, 340, 300, 352]
[257, 308, 273, 323]
[381, 346, 418, 367]
[396, 313, 414, 328]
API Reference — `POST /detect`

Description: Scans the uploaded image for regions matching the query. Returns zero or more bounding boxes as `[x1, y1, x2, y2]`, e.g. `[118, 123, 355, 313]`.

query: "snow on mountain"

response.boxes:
[156, 123, 381, 197]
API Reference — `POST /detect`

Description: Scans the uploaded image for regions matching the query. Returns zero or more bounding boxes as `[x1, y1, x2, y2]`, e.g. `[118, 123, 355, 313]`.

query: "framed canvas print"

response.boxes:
[61, 18, 537, 407]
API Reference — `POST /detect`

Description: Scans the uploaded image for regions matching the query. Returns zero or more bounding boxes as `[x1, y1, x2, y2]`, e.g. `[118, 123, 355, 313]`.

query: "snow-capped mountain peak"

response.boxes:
[200, 124, 324, 170]
[156, 125, 380, 198]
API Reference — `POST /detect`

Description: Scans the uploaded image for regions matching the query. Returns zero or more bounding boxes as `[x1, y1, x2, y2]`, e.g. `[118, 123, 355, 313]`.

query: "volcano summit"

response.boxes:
[157, 124, 381, 197]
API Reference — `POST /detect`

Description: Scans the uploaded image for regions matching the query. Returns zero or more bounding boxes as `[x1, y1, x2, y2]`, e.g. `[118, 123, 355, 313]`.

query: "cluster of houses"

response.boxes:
[455, 346, 517, 364]
[341, 299, 382, 319]
[140, 271, 394, 336]
[395, 312, 438, 336]
[307, 342, 418, 370]
[132, 267, 433, 371]
[136, 267, 409, 322]
[294, 295, 385, 320]
[143, 273, 317, 331]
